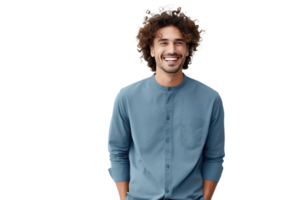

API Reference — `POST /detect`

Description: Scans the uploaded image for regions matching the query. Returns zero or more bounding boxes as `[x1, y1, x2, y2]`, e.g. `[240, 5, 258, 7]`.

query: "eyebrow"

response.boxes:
[157, 38, 185, 43]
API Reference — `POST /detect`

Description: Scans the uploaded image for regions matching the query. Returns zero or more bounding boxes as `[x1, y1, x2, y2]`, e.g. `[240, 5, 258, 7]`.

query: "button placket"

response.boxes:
[164, 87, 173, 198]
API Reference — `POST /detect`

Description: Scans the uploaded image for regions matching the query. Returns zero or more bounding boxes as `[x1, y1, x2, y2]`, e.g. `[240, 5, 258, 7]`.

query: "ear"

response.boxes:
[186, 43, 189, 57]
[150, 45, 154, 57]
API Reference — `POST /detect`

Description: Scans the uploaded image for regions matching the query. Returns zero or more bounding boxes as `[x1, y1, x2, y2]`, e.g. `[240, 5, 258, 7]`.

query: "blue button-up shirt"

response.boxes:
[108, 72, 225, 200]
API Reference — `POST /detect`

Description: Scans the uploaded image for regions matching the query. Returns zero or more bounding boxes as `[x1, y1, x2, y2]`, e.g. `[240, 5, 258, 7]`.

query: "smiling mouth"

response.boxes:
[163, 57, 179, 64]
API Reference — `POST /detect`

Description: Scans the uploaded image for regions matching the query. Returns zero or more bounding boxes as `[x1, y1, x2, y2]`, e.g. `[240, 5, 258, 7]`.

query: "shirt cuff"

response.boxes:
[108, 166, 130, 182]
[202, 162, 223, 183]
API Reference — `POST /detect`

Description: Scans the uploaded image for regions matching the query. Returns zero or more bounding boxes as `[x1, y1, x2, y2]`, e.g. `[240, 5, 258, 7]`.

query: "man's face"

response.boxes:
[150, 25, 189, 74]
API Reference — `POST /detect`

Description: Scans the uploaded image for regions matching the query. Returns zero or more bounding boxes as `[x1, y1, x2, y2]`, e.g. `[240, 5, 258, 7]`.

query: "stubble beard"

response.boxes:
[156, 56, 186, 74]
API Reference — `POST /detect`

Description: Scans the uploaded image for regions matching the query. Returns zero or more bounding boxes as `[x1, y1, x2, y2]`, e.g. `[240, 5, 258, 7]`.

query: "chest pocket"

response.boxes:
[180, 118, 205, 150]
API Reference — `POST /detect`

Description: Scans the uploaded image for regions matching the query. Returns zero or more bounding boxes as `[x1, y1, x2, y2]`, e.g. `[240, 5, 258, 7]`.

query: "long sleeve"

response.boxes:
[108, 89, 132, 183]
[201, 93, 225, 183]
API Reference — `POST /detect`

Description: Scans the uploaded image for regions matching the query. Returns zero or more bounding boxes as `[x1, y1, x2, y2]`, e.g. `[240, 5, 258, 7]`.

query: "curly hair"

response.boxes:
[136, 6, 205, 72]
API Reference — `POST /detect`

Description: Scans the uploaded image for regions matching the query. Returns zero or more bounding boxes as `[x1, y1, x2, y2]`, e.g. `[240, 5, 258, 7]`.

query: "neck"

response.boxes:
[154, 70, 184, 87]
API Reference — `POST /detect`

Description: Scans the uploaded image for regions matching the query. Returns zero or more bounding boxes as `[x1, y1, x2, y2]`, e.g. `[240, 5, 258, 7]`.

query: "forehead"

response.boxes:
[154, 25, 184, 40]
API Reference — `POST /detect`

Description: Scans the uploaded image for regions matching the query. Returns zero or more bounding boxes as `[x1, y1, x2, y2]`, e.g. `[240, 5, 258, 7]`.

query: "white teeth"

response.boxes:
[165, 58, 178, 60]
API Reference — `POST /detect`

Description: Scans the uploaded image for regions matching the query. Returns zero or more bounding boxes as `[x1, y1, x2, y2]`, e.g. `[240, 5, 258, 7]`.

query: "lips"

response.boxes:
[163, 57, 179, 64]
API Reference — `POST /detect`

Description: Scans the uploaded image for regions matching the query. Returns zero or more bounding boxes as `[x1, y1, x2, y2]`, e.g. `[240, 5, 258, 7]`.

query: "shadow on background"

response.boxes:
[0, 13, 34, 86]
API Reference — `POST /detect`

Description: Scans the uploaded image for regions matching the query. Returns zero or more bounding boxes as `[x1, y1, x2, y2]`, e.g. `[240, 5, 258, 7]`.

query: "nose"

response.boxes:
[167, 42, 175, 53]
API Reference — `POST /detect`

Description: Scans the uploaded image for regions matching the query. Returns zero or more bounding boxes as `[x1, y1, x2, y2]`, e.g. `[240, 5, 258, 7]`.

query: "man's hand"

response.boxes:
[203, 179, 218, 200]
[115, 181, 129, 200]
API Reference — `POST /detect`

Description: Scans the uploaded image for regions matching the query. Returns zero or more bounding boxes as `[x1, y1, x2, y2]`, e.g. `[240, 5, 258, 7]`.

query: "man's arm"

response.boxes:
[201, 93, 225, 200]
[108, 89, 132, 199]
[116, 181, 129, 200]
[203, 179, 217, 200]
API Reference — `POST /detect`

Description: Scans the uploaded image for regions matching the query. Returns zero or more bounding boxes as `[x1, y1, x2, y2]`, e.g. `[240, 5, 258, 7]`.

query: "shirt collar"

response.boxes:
[149, 72, 189, 91]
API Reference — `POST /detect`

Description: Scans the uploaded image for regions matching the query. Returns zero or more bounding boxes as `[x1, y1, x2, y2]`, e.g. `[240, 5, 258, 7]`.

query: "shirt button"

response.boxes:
[167, 116, 170, 120]
[168, 87, 171, 91]
[166, 164, 170, 168]
[166, 189, 169, 193]
[166, 138, 170, 143]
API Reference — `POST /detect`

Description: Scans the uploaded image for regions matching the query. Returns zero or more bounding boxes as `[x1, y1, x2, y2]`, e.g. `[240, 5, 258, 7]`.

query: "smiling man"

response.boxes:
[150, 25, 188, 85]
[108, 6, 225, 200]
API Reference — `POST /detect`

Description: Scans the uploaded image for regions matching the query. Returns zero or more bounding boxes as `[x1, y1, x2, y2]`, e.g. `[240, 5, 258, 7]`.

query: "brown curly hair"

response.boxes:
[136, 6, 205, 72]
